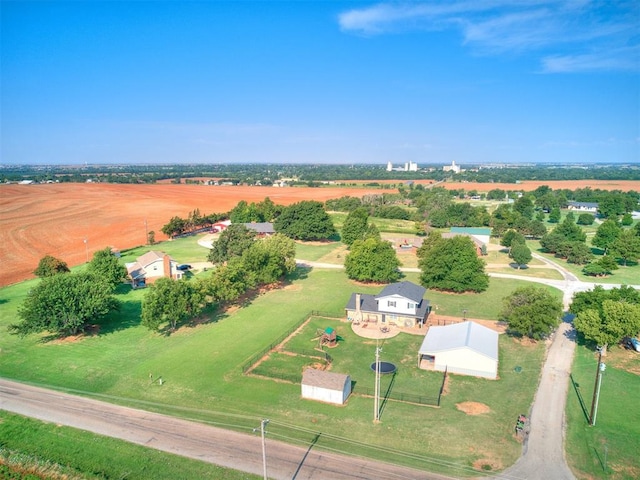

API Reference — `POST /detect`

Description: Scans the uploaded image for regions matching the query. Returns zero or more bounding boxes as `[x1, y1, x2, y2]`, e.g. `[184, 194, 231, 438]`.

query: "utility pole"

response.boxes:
[144, 219, 149, 244]
[253, 419, 269, 480]
[589, 349, 606, 426]
[374, 340, 381, 422]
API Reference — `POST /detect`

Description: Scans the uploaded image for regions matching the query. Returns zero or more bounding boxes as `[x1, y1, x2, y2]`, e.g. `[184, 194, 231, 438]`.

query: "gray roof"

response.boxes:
[568, 201, 599, 208]
[419, 321, 498, 361]
[244, 222, 275, 234]
[345, 281, 430, 319]
[302, 369, 350, 390]
[376, 281, 426, 303]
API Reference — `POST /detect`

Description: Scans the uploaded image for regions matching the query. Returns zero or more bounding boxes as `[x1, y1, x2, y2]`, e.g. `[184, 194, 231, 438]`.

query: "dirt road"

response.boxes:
[0, 378, 453, 480]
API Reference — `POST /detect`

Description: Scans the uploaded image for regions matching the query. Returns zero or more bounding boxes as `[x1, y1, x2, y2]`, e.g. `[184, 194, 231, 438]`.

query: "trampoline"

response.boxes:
[370, 361, 397, 374]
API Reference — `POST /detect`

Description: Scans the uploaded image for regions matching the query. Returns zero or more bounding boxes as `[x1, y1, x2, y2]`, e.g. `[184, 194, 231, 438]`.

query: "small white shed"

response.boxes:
[418, 321, 499, 379]
[301, 369, 351, 405]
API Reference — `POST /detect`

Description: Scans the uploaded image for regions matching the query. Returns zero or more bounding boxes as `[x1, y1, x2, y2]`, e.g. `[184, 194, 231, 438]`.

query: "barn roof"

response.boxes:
[419, 321, 498, 361]
[302, 369, 350, 391]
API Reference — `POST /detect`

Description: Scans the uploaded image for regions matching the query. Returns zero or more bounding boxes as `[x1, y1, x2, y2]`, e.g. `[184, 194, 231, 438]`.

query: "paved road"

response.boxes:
[0, 378, 452, 480]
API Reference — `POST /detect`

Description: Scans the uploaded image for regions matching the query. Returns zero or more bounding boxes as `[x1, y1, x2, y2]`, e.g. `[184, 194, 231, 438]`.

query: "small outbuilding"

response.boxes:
[301, 369, 351, 405]
[418, 321, 499, 379]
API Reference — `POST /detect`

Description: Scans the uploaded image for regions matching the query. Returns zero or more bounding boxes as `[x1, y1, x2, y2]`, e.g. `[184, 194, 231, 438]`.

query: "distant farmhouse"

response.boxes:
[567, 201, 599, 213]
[386, 161, 418, 172]
[443, 160, 461, 174]
[345, 281, 430, 328]
[126, 251, 183, 288]
[244, 222, 275, 237]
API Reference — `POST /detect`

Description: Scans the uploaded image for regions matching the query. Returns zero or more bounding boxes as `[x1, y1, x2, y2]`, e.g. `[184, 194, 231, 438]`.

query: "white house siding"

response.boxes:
[433, 349, 497, 379]
[377, 294, 417, 315]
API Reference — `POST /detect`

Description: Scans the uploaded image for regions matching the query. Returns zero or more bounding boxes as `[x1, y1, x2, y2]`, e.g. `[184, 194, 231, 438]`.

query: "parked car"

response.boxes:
[177, 264, 191, 271]
[622, 337, 640, 352]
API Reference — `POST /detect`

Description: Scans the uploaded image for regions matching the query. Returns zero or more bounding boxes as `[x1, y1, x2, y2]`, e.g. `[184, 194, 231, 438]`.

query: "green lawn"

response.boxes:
[0, 265, 550, 477]
[565, 344, 640, 480]
[0, 410, 258, 480]
[530, 244, 640, 285]
[119, 234, 211, 265]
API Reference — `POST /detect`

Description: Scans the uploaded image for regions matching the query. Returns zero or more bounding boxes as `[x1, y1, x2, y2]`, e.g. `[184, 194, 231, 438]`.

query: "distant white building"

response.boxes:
[443, 160, 461, 174]
[386, 161, 418, 172]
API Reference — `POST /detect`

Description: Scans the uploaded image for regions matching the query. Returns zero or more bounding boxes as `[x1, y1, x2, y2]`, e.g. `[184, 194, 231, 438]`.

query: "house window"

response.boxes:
[407, 303, 414, 309]
[388, 301, 396, 308]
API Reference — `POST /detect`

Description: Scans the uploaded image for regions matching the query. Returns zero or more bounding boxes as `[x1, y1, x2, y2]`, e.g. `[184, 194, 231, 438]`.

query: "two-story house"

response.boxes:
[344, 281, 430, 328]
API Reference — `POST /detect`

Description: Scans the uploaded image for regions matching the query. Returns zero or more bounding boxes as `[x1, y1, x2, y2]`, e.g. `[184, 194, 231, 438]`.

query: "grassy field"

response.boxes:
[0, 261, 550, 477]
[0, 410, 257, 480]
[1, 226, 634, 478]
[565, 344, 640, 480]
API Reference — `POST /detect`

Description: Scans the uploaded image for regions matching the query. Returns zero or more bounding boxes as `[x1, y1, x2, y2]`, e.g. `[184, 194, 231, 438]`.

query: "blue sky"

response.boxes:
[2, 1, 638, 165]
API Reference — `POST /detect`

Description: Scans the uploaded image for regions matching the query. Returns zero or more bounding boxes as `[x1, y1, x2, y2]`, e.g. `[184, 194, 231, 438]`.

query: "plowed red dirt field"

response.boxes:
[1, 179, 638, 287]
[0, 183, 387, 286]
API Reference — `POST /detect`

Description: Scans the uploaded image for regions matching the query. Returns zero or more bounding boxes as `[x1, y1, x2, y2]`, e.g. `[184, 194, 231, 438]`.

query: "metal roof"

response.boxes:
[418, 321, 498, 361]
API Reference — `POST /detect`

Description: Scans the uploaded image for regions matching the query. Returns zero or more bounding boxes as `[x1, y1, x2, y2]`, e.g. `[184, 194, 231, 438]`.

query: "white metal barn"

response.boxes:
[301, 369, 352, 405]
[418, 321, 499, 379]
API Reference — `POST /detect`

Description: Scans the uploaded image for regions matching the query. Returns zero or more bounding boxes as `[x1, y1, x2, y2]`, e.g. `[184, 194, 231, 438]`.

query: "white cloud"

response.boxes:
[338, 1, 640, 72]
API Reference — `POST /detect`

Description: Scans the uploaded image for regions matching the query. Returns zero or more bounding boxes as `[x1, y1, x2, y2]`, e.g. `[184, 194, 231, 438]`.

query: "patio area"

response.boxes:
[350, 320, 427, 339]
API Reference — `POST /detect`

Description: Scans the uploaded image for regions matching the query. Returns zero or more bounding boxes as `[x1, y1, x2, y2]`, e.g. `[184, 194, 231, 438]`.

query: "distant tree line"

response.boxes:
[4, 163, 640, 185]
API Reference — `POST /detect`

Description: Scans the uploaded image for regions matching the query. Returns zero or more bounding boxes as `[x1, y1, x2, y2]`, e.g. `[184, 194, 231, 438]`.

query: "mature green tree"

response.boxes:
[635, 221, 640, 237]
[553, 217, 587, 242]
[513, 195, 535, 219]
[87, 247, 127, 290]
[621, 213, 633, 226]
[206, 257, 254, 303]
[573, 300, 640, 351]
[241, 234, 297, 284]
[510, 243, 532, 269]
[415, 187, 452, 228]
[592, 219, 621, 254]
[10, 273, 119, 337]
[416, 231, 443, 259]
[501, 230, 526, 249]
[582, 255, 619, 277]
[501, 286, 563, 340]
[34, 255, 70, 277]
[419, 236, 489, 293]
[274, 200, 336, 241]
[564, 242, 594, 265]
[344, 238, 401, 283]
[527, 220, 548, 238]
[207, 224, 256, 264]
[325, 195, 363, 212]
[161, 216, 187, 237]
[598, 193, 627, 219]
[548, 207, 561, 223]
[141, 278, 204, 333]
[571, 285, 640, 316]
[610, 229, 640, 266]
[539, 233, 566, 254]
[577, 213, 595, 225]
[341, 208, 370, 247]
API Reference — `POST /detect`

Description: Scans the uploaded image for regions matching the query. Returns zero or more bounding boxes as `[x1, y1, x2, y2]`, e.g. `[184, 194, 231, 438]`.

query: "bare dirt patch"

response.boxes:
[472, 456, 504, 472]
[0, 183, 386, 287]
[456, 401, 491, 415]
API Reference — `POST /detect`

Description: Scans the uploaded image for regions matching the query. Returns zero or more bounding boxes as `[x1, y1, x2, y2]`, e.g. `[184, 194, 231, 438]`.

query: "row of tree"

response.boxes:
[142, 230, 297, 333]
